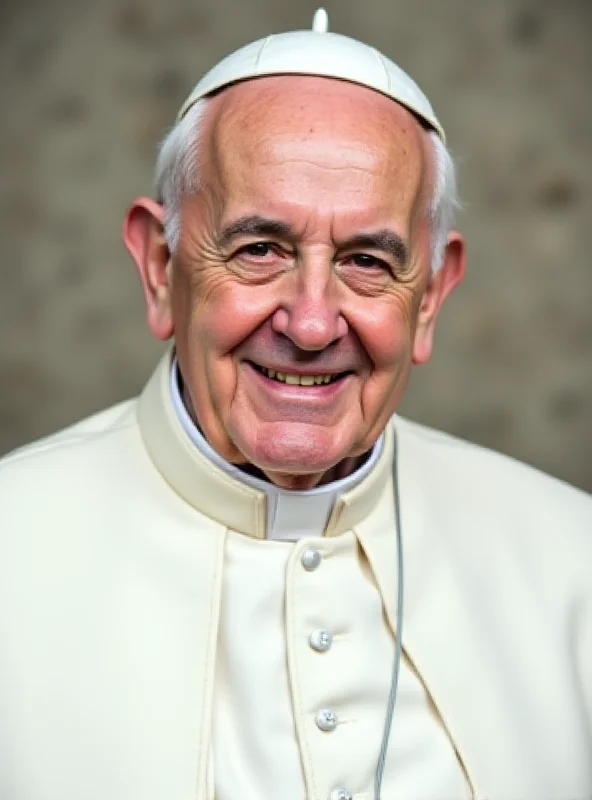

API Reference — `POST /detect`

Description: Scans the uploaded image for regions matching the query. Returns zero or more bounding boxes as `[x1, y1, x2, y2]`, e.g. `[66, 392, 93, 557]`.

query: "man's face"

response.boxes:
[139, 77, 461, 488]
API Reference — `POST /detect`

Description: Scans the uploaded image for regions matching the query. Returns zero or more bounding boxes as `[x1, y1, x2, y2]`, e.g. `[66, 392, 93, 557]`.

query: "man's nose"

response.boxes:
[270, 266, 348, 351]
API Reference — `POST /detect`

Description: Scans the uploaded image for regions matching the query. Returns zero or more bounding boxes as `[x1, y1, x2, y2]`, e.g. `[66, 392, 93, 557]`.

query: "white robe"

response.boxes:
[168, 361, 470, 798]
[0, 348, 590, 799]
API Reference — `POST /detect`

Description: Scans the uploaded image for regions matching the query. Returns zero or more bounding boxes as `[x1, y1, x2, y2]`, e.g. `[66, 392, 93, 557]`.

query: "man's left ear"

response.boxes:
[412, 231, 466, 365]
[122, 197, 174, 341]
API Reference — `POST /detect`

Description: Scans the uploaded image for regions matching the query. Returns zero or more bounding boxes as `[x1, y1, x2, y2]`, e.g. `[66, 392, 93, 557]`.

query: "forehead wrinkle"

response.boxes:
[267, 158, 376, 175]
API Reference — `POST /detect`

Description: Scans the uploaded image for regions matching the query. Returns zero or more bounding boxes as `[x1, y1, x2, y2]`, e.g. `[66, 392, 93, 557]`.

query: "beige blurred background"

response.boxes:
[0, 0, 590, 491]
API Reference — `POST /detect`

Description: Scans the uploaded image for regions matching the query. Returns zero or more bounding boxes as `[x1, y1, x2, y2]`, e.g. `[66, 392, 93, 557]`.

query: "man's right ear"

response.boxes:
[123, 198, 174, 341]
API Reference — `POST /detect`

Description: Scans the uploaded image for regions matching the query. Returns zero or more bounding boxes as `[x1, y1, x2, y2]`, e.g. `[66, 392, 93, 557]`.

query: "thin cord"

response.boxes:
[374, 428, 405, 799]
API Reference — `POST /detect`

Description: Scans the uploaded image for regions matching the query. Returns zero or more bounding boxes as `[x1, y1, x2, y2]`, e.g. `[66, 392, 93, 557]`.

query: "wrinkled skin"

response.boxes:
[124, 76, 465, 489]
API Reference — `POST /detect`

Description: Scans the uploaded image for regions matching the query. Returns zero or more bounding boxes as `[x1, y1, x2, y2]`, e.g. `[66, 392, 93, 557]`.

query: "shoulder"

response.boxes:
[392, 416, 591, 667]
[393, 414, 591, 520]
[0, 399, 141, 486]
[392, 414, 592, 582]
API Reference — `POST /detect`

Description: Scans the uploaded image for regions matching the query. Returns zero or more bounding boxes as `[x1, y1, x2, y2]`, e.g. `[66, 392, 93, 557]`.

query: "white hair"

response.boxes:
[154, 97, 459, 272]
[427, 132, 460, 272]
[154, 100, 210, 254]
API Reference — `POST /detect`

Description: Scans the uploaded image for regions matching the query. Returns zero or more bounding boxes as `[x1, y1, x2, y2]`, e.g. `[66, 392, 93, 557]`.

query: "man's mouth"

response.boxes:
[250, 363, 350, 386]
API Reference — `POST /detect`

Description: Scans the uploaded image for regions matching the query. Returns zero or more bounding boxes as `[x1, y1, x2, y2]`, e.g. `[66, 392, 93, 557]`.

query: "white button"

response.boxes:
[309, 629, 333, 652]
[315, 707, 338, 731]
[330, 790, 353, 800]
[301, 547, 321, 571]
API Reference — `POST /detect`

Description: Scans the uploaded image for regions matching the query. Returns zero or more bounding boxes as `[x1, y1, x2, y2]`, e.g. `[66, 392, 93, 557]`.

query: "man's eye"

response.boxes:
[351, 253, 387, 270]
[241, 242, 273, 258]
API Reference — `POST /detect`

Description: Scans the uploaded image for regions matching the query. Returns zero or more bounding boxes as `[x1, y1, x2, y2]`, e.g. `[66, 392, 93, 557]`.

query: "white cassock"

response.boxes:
[169, 361, 471, 799]
[0, 348, 590, 800]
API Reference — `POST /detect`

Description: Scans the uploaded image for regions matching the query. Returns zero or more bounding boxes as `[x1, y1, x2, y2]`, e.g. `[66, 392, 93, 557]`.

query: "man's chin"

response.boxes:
[232, 423, 354, 489]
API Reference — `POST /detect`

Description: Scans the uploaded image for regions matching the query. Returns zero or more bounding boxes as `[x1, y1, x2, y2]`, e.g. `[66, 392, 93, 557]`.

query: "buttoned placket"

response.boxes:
[285, 534, 393, 800]
[289, 541, 351, 799]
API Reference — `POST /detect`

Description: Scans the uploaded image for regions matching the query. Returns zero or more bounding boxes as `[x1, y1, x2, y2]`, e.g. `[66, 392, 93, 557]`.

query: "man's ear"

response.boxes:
[123, 197, 174, 341]
[412, 231, 466, 365]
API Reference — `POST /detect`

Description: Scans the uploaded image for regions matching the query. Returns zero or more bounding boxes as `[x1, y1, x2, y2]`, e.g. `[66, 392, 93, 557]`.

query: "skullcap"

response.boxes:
[177, 8, 445, 142]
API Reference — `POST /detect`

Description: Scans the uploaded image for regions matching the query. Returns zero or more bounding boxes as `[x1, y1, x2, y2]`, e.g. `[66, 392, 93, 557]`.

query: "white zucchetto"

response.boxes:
[177, 8, 445, 142]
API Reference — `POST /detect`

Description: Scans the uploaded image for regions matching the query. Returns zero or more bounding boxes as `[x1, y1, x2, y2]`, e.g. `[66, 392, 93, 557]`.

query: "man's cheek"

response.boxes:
[363, 316, 413, 370]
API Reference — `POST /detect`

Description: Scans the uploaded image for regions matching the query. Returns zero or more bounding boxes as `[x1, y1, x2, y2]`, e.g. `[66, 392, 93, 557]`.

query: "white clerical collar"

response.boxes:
[170, 358, 384, 542]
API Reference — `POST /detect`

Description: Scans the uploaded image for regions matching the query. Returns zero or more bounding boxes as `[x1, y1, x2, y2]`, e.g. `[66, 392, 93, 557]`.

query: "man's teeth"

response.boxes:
[261, 367, 336, 385]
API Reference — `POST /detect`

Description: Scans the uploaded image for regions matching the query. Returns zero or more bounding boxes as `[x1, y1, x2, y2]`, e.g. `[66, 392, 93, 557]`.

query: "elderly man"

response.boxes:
[0, 11, 590, 800]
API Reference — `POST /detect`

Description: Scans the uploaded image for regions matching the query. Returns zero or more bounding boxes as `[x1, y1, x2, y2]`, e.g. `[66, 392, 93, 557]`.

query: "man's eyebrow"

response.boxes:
[218, 215, 294, 247]
[341, 231, 409, 267]
[218, 217, 409, 267]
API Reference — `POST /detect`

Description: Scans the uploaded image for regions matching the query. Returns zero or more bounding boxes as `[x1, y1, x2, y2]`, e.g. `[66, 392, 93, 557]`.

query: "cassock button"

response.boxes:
[309, 629, 333, 652]
[315, 707, 338, 732]
[301, 547, 321, 571]
[330, 790, 353, 800]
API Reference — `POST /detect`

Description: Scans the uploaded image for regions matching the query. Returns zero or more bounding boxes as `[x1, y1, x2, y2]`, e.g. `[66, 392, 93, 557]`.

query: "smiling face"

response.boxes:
[125, 75, 465, 489]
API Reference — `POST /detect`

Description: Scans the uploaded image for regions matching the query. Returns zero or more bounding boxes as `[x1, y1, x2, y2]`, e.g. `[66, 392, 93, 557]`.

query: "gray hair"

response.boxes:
[154, 97, 459, 272]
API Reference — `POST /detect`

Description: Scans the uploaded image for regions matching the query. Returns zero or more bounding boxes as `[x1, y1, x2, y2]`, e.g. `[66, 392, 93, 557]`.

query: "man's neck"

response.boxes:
[245, 454, 371, 490]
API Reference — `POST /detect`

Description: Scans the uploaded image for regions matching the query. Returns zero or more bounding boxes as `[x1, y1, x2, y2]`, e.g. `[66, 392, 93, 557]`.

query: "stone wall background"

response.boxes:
[0, 0, 590, 491]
